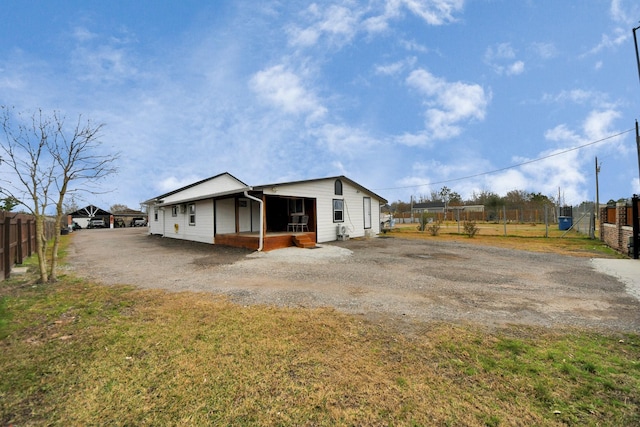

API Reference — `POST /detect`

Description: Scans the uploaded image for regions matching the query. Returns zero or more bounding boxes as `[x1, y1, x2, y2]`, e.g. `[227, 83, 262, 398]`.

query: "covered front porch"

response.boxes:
[215, 231, 317, 251]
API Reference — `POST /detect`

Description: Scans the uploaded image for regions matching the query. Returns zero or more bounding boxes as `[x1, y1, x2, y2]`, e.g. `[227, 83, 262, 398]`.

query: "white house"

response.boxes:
[143, 172, 387, 251]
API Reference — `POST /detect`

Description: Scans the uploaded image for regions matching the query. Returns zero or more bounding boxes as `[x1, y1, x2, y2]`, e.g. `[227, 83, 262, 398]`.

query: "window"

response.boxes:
[154, 208, 158, 221]
[334, 179, 343, 195]
[288, 198, 304, 215]
[333, 199, 344, 222]
[188, 203, 196, 225]
[171, 205, 178, 217]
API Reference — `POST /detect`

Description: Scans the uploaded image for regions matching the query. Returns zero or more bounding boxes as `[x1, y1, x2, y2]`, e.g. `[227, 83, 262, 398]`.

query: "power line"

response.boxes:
[374, 127, 634, 192]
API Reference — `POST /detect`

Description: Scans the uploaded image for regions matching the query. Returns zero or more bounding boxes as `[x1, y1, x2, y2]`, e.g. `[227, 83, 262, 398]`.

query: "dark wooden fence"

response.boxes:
[0, 212, 56, 279]
[602, 204, 637, 227]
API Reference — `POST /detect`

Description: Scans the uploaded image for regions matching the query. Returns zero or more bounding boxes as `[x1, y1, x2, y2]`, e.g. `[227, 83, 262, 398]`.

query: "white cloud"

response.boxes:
[157, 175, 204, 193]
[584, 28, 628, 56]
[542, 89, 616, 109]
[406, 69, 490, 140]
[506, 60, 525, 76]
[292, 0, 464, 47]
[72, 26, 97, 42]
[582, 109, 621, 140]
[69, 25, 140, 84]
[249, 64, 327, 121]
[396, 0, 465, 25]
[526, 108, 624, 204]
[544, 124, 581, 144]
[485, 43, 525, 76]
[485, 43, 516, 61]
[313, 123, 379, 155]
[375, 57, 416, 76]
[287, 4, 359, 47]
[610, 0, 640, 25]
[531, 42, 558, 60]
[393, 131, 432, 147]
[399, 39, 430, 53]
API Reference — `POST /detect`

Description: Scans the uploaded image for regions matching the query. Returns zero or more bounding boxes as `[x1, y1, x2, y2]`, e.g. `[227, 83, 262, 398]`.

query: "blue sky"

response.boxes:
[2, 0, 640, 210]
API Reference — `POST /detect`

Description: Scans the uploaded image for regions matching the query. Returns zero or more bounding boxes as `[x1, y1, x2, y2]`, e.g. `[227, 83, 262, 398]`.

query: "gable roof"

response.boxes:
[67, 205, 112, 217]
[143, 172, 249, 205]
[253, 175, 388, 203]
[142, 173, 387, 205]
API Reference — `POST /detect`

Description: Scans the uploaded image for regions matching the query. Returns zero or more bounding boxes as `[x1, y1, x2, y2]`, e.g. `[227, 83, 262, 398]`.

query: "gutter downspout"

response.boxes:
[244, 190, 264, 251]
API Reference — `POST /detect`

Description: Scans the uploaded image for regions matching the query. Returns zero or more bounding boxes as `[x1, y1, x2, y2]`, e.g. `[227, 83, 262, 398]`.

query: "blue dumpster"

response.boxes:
[558, 216, 572, 230]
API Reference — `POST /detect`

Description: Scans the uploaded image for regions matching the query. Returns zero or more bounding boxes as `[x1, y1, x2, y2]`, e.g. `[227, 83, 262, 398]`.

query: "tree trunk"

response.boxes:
[48, 206, 64, 282]
[48, 230, 59, 282]
[34, 214, 48, 283]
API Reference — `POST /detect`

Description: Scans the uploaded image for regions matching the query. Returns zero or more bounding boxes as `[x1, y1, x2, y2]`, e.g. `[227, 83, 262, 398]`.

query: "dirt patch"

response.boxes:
[65, 228, 640, 332]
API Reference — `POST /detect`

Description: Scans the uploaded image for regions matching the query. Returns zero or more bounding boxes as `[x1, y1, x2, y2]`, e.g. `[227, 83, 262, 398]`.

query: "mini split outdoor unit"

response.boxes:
[336, 224, 349, 241]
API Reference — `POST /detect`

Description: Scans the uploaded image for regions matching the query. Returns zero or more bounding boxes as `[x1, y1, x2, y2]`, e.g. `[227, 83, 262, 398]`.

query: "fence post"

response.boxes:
[3, 214, 11, 279]
[16, 217, 23, 264]
[633, 195, 639, 260]
[27, 218, 33, 255]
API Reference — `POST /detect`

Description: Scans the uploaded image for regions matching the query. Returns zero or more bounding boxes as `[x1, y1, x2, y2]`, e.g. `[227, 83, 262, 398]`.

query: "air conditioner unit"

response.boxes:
[337, 224, 349, 240]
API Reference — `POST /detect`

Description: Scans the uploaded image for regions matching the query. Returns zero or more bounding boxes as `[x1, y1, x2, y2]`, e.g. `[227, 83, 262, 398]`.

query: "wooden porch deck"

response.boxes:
[214, 231, 317, 251]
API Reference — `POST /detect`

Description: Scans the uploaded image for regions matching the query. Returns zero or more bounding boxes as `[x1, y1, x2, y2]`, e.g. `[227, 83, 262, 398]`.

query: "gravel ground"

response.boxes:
[66, 227, 640, 333]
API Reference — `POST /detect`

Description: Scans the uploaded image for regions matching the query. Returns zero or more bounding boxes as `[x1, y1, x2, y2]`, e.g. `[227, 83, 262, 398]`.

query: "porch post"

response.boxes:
[244, 190, 264, 251]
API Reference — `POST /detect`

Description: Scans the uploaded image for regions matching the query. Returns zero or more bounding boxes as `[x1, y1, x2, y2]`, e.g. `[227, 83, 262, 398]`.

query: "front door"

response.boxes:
[363, 197, 371, 229]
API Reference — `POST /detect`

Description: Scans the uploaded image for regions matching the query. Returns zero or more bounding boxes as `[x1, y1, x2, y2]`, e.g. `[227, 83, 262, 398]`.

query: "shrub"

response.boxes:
[418, 212, 441, 235]
[463, 220, 479, 237]
[427, 221, 441, 236]
[418, 212, 430, 232]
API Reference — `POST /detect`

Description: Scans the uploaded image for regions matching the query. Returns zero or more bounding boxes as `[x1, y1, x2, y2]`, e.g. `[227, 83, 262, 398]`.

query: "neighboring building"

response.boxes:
[411, 202, 485, 221]
[412, 202, 446, 216]
[143, 172, 387, 251]
[67, 205, 148, 228]
[112, 208, 148, 227]
[67, 205, 112, 229]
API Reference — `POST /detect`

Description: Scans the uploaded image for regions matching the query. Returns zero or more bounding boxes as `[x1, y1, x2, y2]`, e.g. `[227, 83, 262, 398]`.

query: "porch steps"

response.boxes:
[292, 234, 316, 249]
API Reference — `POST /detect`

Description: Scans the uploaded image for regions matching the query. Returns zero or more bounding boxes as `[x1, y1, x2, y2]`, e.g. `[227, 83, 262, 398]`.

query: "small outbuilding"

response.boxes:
[67, 205, 112, 229]
[143, 172, 387, 251]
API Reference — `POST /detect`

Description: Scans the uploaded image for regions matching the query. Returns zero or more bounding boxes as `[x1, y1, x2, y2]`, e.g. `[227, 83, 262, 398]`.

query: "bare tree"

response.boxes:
[110, 203, 129, 213]
[0, 107, 119, 283]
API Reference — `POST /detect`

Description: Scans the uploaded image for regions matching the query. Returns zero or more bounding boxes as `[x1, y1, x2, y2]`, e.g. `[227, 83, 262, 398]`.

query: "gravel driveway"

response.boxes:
[66, 228, 640, 332]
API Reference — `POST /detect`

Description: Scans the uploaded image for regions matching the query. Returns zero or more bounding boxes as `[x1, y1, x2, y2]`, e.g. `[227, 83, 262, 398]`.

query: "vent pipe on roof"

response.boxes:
[243, 190, 263, 251]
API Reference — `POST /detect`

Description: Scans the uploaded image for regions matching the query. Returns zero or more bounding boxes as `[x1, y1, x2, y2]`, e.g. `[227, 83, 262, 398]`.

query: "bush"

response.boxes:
[418, 212, 430, 232]
[463, 220, 479, 237]
[427, 221, 441, 236]
[418, 212, 441, 235]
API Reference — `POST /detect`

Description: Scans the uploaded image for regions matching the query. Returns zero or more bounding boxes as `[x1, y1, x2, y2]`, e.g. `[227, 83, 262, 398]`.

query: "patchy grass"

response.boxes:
[1, 234, 638, 425]
[390, 222, 622, 258]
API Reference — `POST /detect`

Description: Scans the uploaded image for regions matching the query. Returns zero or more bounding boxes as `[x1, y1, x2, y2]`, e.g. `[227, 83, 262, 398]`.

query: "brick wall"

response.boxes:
[600, 202, 635, 256]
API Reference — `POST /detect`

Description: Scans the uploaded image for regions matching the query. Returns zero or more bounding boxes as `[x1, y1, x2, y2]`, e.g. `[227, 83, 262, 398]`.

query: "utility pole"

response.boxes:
[633, 24, 640, 84]
[634, 25, 640, 187]
[595, 157, 601, 223]
[636, 120, 640, 189]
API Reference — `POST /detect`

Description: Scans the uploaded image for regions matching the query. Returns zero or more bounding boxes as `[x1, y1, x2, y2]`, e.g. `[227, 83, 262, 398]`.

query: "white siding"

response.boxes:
[159, 200, 214, 244]
[215, 198, 236, 235]
[272, 179, 383, 243]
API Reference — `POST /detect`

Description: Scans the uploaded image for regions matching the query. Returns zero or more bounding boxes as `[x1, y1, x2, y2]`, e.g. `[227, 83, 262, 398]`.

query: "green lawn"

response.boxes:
[1, 236, 639, 426]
